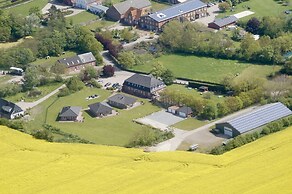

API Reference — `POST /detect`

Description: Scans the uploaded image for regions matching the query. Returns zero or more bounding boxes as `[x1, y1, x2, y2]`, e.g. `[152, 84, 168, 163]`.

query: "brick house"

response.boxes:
[57, 52, 96, 72]
[139, 0, 207, 31]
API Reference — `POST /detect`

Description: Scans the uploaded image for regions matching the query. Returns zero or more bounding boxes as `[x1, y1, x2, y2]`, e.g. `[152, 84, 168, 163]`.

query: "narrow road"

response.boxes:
[16, 84, 65, 111]
[148, 105, 258, 152]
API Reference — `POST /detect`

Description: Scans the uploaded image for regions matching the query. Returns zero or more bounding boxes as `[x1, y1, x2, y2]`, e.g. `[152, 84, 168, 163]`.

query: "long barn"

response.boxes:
[216, 102, 292, 137]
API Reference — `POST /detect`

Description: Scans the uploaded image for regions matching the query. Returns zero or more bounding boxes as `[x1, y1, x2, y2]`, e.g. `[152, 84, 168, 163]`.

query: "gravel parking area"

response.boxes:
[136, 110, 185, 130]
[233, 11, 255, 19]
[98, 71, 135, 88]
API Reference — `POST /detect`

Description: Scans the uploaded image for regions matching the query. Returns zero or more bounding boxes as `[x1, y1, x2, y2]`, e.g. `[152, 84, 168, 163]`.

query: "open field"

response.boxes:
[5, 0, 48, 16]
[218, 0, 292, 20]
[5, 82, 63, 103]
[172, 118, 210, 131]
[27, 88, 161, 146]
[131, 54, 280, 83]
[1, 125, 292, 193]
[31, 51, 78, 69]
[67, 11, 98, 25]
[85, 19, 116, 31]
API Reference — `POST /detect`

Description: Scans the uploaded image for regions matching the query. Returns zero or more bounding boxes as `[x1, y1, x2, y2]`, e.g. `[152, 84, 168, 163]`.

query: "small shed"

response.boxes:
[168, 106, 179, 114]
[176, 106, 193, 118]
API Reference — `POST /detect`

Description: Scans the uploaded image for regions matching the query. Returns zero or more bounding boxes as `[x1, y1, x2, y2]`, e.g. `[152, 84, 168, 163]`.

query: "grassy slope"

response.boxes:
[132, 54, 279, 83]
[5, 0, 48, 16]
[0, 125, 292, 193]
[219, 0, 292, 20]
[27, 88, 160, 146]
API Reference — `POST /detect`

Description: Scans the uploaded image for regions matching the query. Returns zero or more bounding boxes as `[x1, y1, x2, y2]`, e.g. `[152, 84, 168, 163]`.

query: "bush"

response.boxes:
[87, 79, 102, 88]
[58, 87, 71, 97]
[32, 130, 53, 142]
[27, 88, 42, 97]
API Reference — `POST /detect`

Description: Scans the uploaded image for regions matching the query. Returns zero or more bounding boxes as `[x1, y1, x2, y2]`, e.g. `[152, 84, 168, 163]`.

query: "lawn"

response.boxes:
[5, 0, 48, 16]
[0, 75, 13, 86]
[0, 37, 27, 50]
[27, 88, 161, 146]
[85, 19, 116, 31]
[1, 125, 292, 193]
[31, 51, 78, 69]
[67, 11, 98, 25]
[218, 0, 292, 20]
[131, 54, 280, 84]
[5, 82, 63, 103]
[166, 84, 225, 103]
[151, 0, 171, 12]
[172, 118, 210, 131]
[132, 54, 251, 83]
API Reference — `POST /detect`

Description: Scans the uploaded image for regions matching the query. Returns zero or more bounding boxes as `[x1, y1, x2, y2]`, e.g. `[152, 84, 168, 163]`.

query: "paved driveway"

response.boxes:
[194, 5, 219, 26]
[98, 70, 134, 87]
[136, 110, 185, 130]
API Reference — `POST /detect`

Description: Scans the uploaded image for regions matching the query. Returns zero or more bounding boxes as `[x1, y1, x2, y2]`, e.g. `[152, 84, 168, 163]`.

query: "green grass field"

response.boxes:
[67, 11, 98, 25]
[219, 0, 292, 20]
[27, 88, 161, 146]
[6, 82, 63, 103]
[151, 0, 170, 12]
[6, 0, 48, 16]
[0, 75, 13, 86]
[131, 54, 279, 83]
[31, 51, 78, 69]
[172, 118, 209, 131]
[85, 19, 116, 31]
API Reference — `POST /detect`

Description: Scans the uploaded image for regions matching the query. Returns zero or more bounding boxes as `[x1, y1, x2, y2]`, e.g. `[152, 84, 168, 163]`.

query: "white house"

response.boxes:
[75, 0, 97, 9]
[0, 98, 24, 119]
[88, 3, 108, 14]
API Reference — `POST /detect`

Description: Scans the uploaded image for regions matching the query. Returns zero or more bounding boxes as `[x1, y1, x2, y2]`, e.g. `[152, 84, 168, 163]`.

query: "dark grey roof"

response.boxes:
[88, 102, 112, 114]
[211, 16, 238, 28]
[226, 102, 292, 134]
[177, 106, 193, 114]
[0, 98, 23, 116]
[149, 0, 207, 22]
[58, 52, 96, 68]
[113, 0, 151, 14]
[59, 106, 82, 117]
[108, 94, 136, 105]
[124, 74, 165, 89]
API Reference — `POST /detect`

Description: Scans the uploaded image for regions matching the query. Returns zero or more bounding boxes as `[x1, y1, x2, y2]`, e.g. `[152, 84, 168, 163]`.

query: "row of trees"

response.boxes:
[159, 21, 292, 64]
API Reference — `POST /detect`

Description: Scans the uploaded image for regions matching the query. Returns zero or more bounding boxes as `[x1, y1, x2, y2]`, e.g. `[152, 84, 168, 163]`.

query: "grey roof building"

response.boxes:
[57, 52, 96, 69]
[0, 98, 24, 119]
[88, 102, 113, 117]
[59, 106, 82, 121]
[122, 74, 166, 98]
[208, 16, 238, 30]
[216, 102, 292, 137]
[176, 106, 193, 118]
[106, 0, 151, 21]
[149, 0, 206, 22]
[108, 94, 137, 109]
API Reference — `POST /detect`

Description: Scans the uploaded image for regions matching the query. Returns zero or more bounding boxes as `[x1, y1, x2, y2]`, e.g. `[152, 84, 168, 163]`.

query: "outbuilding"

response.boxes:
[215, 102, 292, 137]
[208, 16, 238, 30]
[168, 106, 179, 114]
[176, 106, 193, 118]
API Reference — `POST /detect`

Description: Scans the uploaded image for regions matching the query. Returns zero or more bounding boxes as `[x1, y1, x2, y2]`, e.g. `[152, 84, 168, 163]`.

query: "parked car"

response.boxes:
[104, 82, 111, 87]
[285, 10, 291, 14]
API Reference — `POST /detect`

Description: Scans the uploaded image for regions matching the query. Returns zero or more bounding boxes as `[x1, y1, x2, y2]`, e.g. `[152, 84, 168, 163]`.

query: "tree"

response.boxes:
[150, 62, 166, 78]
[200, 102, 217, 120]
[246, 17, 261, 34]
[103, 65, 115, 77]
[217, 102, 230, 117]
[51, 62, 67, 74]
[224, 96, 243, 112]
[219, 2, 231, 12]
[79, 66, 98, 81]
[23, 66, 40, 91]
[161, 69, 175, 85]
[66, 77, 84, 92]
[118, 51, 135, 68]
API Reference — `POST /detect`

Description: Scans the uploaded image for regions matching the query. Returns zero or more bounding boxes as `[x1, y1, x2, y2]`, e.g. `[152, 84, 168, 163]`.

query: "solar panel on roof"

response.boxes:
[226, 102, 292, 134]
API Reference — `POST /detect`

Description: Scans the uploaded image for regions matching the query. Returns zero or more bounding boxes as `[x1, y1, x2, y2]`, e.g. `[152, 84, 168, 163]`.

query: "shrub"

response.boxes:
[32, 130, 53, 142]
[58, 87, 71, 97]
[28, 88, 42, 97]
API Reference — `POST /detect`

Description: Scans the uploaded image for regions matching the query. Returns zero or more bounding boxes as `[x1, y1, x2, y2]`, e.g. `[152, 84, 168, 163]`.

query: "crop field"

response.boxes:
[26, 88, 161, 146]
[0, 125, 292, 193]
[131, 54, 279, 84]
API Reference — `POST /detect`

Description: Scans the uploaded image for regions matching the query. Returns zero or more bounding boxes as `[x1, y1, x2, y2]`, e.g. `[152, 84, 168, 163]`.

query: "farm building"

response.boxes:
[208, 16, 238, 30]
[58, 106, 82, 122]
[106, 0, 151, 24]
[176, 106, 193, 118]
[88, 102, 113, 117]
[57, 52, 96, 72]
[0, 98, 24, 119]
[216, 102, 292, 137]
[88, 3, 109, 15]
[139, 0, 207, 31]
[107, 94, 136, 109]
[122, 74, 166, 98]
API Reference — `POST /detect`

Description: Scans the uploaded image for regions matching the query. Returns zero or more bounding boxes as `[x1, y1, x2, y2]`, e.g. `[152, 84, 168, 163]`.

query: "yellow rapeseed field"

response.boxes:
[1, 125, 292, 194]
